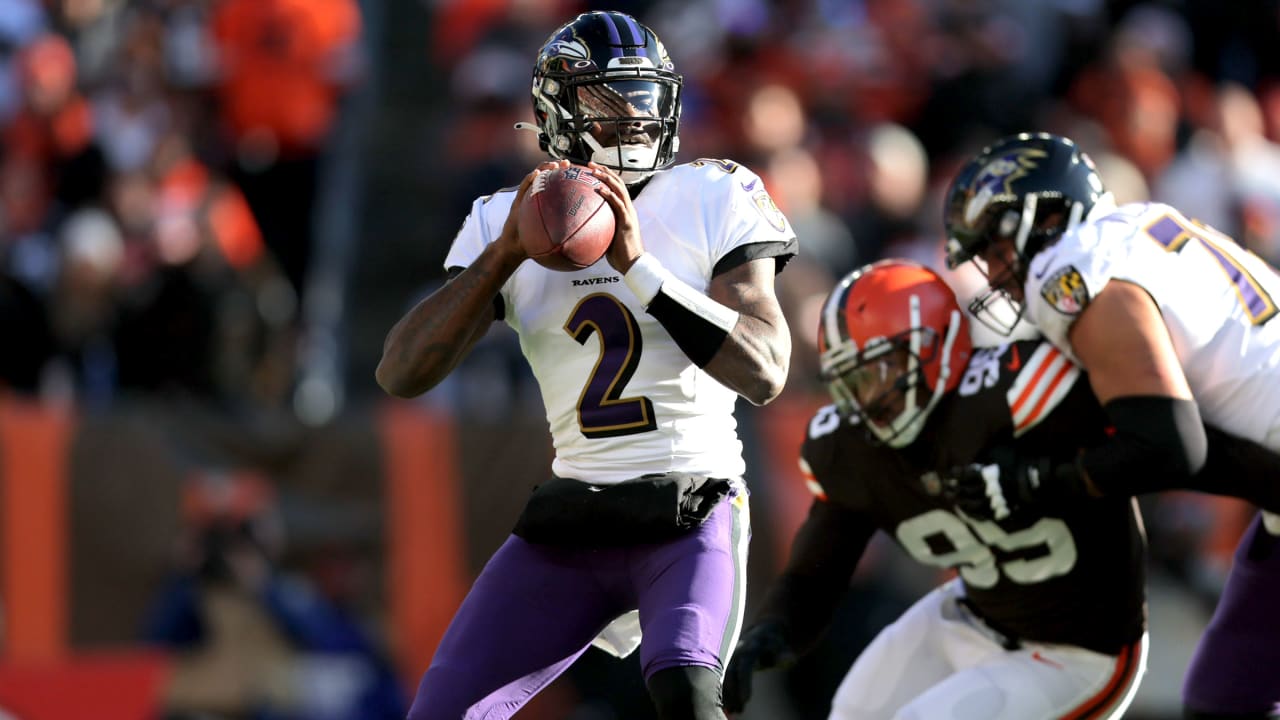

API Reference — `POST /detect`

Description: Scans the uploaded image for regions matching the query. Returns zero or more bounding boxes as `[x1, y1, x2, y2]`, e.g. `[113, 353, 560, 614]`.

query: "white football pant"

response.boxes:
[829, 579, 1147, 720]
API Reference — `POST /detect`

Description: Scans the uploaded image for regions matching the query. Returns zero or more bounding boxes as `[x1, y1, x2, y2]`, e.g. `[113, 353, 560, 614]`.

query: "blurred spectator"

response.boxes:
[210, 0, 362, 297]
[142, 470, 406, 720]
[765, 146, 849, 396]
[1066, 6, 1183, 183]
[3, 31, 106, 223]
[42, 205, 125, 406]
[1091, 148, 1150, 206]
[89, 6, 173, 174]
[0, 0, 47, 124]
[1155, 81, 1280, 264]
[742, 83, 808, 161]
[846, 122, 929, 269]
[111, 130, 297, 409]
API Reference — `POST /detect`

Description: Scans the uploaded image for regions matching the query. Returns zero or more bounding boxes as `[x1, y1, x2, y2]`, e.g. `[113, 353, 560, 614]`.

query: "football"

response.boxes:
[517, 165, 615, 271]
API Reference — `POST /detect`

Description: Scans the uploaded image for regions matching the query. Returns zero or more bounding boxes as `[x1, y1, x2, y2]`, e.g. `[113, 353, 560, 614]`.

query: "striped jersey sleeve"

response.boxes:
[1006, 343, 1080, 437]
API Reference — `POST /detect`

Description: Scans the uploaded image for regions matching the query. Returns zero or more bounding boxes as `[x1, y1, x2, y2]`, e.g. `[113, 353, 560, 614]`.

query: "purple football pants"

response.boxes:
[407, 493, 749, 720]
[1183, 512, 1280, 714]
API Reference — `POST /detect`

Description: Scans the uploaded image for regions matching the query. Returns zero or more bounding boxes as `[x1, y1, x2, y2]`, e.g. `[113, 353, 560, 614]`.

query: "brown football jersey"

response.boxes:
[793, 339, 1145, 655]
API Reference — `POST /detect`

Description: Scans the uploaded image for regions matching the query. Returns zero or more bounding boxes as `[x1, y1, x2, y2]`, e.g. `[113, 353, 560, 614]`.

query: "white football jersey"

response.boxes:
[445, 159, 796, 484]
[1025, 201, 1280, 443]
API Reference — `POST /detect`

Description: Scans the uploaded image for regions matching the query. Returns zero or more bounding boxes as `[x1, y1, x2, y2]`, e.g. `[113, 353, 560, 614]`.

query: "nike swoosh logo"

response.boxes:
[1032, 253, 1057, 280]
[1031, 651, 1063, 670]
[741, 179, 758, 192]
[1005, 345, 1021, 372]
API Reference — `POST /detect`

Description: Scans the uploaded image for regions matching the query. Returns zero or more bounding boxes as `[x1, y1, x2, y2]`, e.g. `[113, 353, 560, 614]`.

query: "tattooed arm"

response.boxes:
[376, 163, 564, 397]
[375, 242, 524, 397]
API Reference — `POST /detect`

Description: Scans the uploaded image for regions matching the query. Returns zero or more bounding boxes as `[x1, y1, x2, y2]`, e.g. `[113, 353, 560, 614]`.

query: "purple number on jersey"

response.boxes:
[565, 293, 658, 438]
[1144, 213, 1279, 325]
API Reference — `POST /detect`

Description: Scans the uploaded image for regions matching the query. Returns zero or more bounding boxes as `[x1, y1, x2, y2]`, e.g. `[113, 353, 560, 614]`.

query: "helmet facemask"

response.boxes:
[959, 194, 1082, 336]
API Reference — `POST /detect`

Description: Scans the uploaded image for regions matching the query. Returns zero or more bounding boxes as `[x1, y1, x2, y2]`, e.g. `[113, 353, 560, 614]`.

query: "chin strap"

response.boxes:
[513, 122, 540, 133]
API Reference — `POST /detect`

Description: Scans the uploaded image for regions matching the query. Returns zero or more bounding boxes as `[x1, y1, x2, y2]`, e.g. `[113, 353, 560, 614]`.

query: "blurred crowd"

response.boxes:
[0, 0, 360, 415]
[9, 0, 1280, 427]
[4, 0, 1280, 718]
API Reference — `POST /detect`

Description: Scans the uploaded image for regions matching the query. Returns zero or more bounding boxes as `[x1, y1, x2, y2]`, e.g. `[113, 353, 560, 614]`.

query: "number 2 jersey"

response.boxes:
[444, 160, 796, 484]
[771, 340, 1145, 656]
[1025, 201, 1280, 447]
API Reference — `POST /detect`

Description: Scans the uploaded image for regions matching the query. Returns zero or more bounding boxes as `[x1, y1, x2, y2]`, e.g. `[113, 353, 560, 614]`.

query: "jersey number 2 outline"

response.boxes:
[1144, 211, 1279, 325]
[565, 293, 658, 438]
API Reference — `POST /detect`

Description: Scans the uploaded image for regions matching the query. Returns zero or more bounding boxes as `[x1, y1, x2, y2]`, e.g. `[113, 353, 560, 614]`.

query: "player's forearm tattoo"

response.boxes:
[389, 264, 500, 376]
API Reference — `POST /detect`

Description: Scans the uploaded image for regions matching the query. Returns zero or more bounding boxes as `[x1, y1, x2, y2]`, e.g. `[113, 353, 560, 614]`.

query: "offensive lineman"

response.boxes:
[375, 11, 795, 720]
[943, 132, 1280, 718]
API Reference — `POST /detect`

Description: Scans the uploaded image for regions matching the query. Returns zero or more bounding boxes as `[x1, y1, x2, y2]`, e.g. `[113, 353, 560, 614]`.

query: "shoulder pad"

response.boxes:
[1005, 342, 1081, 437]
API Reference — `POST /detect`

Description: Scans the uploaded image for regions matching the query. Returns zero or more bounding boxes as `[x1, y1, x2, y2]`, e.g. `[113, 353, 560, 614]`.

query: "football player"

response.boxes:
[726, 259, 1153, 718]
[943, 132, 1280, 718]
[375, 11, 795, 720]
[723, 260, 1280, 719]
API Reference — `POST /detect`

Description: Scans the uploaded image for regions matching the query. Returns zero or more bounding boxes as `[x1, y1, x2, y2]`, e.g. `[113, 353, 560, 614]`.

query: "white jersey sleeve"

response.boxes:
[441, 188, 519, 310]
[1024, 201, 1280, 442]
[443, 191, 517, 269]
[713, 162, 796, 260]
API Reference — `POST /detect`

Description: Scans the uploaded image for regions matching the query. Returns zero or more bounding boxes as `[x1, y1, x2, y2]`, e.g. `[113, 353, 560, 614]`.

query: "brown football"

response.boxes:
[517, 165, 615, 271]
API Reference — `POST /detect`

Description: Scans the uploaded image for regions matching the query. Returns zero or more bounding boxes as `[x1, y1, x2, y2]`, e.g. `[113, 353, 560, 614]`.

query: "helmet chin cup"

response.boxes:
[588, 142, 660, 184]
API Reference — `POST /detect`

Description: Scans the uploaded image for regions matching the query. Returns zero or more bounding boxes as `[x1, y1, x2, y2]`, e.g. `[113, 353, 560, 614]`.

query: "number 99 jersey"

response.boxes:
[799, 339, 1146, 655]
[1025, 201, 1280, 445]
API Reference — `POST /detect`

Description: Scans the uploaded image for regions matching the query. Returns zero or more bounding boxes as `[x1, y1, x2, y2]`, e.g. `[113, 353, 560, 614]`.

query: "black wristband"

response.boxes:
[646, 291, 730, 367]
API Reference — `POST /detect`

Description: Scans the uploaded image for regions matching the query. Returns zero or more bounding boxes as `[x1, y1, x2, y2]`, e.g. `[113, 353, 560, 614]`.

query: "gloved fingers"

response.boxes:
[978, 464, 1011, 520]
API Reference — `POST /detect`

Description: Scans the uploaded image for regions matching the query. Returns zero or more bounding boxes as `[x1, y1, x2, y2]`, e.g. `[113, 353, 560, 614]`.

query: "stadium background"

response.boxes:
[0, 0, 1276, 717]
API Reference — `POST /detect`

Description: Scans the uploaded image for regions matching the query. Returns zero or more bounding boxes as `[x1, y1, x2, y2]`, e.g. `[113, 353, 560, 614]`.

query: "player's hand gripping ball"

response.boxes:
[517, 165, 615, 271]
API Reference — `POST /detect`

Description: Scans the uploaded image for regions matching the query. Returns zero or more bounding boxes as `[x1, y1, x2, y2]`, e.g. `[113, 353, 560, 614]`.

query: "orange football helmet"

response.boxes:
[817, 259, 973, 447]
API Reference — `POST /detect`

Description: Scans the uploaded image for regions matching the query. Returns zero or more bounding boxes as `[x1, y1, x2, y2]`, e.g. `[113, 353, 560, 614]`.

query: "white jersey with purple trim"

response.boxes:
[1024, 200, 1280, 444]
[445, 159, 796, 484]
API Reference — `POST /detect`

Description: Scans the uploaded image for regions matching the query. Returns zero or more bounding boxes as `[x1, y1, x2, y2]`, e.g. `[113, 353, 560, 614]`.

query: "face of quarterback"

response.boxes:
[576, 80, 665, 149]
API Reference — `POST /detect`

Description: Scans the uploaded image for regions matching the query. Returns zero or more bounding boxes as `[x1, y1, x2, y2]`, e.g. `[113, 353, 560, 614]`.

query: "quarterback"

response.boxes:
[376, 11, 794, 720]
[944, 132, 1280, 718]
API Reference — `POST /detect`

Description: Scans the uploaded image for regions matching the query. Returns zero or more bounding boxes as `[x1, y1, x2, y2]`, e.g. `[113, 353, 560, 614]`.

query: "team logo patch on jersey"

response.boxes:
[752, 191, 788, 232]
[1040, 265, 1089, 315]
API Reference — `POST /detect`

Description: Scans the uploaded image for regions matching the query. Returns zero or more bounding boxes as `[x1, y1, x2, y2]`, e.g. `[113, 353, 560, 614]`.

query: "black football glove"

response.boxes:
[722, 621, 796, 714]
[943, 454, 1083, 522]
